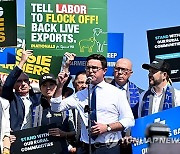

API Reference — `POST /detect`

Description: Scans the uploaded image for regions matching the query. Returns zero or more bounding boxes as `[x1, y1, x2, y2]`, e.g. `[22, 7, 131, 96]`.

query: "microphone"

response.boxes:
[86, 76, 92, 84]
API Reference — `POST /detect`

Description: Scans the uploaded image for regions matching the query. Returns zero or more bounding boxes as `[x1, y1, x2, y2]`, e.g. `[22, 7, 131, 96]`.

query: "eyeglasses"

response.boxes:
[85, 66, 103, 72]
[114, 67, 132, 74]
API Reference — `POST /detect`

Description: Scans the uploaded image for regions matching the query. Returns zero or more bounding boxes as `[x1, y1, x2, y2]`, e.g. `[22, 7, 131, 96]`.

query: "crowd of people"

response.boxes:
[0, 49, 180, 154]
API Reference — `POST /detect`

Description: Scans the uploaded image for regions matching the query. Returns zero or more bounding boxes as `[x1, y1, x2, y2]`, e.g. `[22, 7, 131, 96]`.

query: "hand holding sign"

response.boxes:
[64, 52, 76, 65]
[11, 124, 62, 154]
[61, 52, 76, 73]
[48, 128, 66, 137]
[9, 134, 16, 144]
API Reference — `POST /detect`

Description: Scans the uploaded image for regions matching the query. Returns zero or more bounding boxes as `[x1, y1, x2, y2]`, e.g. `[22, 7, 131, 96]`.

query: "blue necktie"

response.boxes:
[91, 86, 97, 122]
[90, 86, 98, 140]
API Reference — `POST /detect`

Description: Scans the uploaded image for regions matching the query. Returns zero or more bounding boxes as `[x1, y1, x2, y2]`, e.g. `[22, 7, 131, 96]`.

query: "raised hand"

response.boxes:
[21, 49, 33, 63]
[57, 71, 69, 88]
[62, 52, 76, 73]
[18, 45, 33, 69]
[53, 71, 69, 98]
[64, 52, 76, 66]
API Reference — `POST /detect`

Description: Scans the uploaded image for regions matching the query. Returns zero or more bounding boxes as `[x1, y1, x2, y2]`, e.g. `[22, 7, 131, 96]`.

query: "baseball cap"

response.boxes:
[39, 73, 57, 86]
[142, 58, 171, 75]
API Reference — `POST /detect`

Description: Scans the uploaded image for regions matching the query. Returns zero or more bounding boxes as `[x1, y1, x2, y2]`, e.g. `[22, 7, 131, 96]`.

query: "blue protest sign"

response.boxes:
[0, 47, 16, 64]
[106, 33, 123, 76]
[69, 33, 123, 76]
[131, 107, 180, 154]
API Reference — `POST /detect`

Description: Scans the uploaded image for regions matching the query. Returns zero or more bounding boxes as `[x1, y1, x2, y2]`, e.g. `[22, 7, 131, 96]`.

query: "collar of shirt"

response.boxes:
[151, 84, 168, 97]
[21, 94, 30, 100]
[115, 82, 128, 91]
[89, 80, 106, 90]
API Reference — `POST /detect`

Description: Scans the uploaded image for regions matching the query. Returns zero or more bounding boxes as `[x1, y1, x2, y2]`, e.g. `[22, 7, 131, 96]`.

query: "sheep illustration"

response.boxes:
[79, 37, 95, 52]
[93, 28, 107, 52]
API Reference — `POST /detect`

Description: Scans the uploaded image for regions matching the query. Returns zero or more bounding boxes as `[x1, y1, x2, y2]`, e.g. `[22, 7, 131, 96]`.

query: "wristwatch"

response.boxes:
[107, 124, 112, 132]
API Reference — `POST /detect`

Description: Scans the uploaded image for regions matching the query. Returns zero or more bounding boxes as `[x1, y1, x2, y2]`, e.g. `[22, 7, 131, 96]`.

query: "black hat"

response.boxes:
[39, 73, 57, 86]
[142, 58, 171, 75]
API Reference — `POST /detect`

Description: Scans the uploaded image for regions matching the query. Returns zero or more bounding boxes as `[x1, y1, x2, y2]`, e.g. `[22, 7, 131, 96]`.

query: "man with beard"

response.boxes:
[138, 58, 180, 117]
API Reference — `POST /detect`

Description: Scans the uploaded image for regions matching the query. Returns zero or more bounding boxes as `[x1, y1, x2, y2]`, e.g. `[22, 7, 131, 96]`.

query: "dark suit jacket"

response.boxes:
[2, 66, 40, 131]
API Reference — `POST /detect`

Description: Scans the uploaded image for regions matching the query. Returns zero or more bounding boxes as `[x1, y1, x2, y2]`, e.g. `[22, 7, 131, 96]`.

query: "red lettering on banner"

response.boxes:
[56, 4, 87, 14]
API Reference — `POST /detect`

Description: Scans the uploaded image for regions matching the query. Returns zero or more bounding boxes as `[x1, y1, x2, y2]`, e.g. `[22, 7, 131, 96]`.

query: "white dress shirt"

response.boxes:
[138, 85, 180, 117]
[0, 97, 11, 151]
[115, 82, 128, 99]
[21, 94, 32, 129]
[51, 80, 134, 144]
[115, 82, 128, 91]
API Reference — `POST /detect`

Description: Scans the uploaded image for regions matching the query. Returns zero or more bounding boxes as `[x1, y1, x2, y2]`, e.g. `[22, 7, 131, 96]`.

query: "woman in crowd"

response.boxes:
[33, 73, 75, 154]
[33, 52, 76, 153]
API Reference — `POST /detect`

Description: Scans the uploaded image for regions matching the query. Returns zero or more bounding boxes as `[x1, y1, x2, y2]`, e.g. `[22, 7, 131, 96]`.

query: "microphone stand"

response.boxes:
[84, 82, 92, 154]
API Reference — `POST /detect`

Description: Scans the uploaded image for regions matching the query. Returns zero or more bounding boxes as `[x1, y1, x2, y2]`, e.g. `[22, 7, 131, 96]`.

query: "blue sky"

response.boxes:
[108, 0, 180, 89]
[17, 0, 180, 90]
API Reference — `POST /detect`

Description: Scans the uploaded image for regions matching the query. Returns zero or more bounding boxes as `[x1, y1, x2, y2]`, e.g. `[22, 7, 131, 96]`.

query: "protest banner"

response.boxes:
[131, 107, 180, 154]
[106, 33, 123, 76]
[147, 26, 180, 82]
[69, 33, 123, 76]
[0, 0, 17, 47]
[0, 25, 63, 81]
[11, 123, 63, 154]
[25, 0, 107, 57]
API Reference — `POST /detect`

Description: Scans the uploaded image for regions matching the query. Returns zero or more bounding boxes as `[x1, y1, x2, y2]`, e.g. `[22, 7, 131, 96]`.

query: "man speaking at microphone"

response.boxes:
[51, 54, 135, 154]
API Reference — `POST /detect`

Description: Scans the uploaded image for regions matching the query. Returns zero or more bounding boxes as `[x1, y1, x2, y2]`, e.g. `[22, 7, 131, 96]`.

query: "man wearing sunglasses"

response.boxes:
[2, 49, 40, 131]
